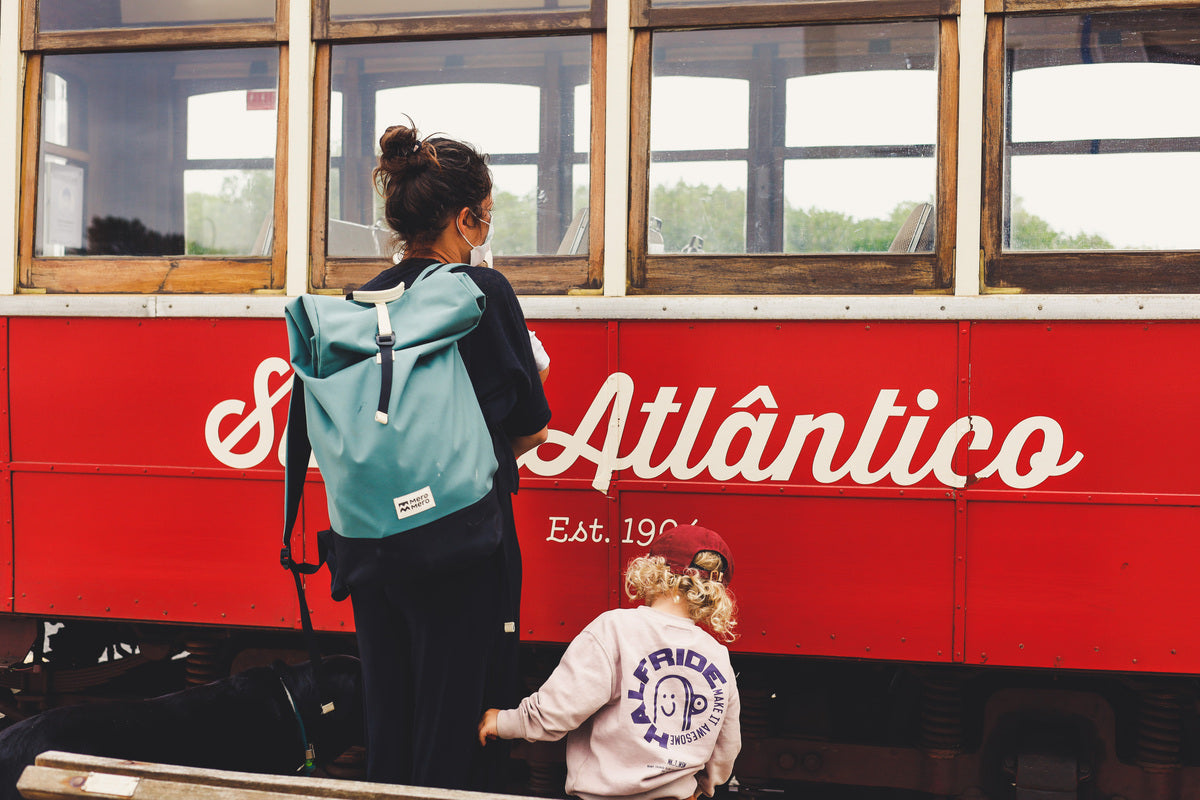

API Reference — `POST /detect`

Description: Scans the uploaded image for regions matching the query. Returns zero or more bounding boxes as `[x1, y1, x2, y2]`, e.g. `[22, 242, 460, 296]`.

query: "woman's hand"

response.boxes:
[478, 708, 500, 746]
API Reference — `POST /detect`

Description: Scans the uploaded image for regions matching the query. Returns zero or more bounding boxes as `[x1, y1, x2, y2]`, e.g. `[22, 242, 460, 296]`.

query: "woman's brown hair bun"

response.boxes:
[373, 119, 492, 249]
[377, 124, 435, 178]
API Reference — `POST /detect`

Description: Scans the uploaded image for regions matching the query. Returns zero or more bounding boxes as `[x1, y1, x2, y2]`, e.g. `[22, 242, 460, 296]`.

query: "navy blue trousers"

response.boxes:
[349, 540, 520, 790]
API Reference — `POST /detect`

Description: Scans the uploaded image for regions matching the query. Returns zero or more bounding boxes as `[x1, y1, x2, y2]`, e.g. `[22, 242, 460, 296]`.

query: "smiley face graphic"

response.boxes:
[652, 675, 709, 733]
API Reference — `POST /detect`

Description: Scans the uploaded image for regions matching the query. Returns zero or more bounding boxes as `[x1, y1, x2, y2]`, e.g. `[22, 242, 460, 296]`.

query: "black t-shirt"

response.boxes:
[356, 258, 552, 497]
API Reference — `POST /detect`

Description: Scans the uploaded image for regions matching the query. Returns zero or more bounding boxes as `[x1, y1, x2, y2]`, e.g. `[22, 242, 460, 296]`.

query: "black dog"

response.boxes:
[0, 655, 362, 800]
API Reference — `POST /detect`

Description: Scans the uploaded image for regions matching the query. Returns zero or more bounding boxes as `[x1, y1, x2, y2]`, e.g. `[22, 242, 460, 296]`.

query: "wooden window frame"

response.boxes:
[635, 0, 958, 27]
[18, 1, 290, 294]
[627, 16, 959, 295]
[21, 0, 288, 52]
[308, 28, 606, 296]
[981, 10, 1200, 294]
[314, 7, 605, 41]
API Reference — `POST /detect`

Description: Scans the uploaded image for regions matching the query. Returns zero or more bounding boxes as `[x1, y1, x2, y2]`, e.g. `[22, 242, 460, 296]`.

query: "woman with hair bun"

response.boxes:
[330, 121, 551, 791]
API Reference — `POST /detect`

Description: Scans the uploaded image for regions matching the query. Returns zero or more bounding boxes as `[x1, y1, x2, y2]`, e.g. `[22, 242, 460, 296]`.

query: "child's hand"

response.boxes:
[478, 708, 500, 746]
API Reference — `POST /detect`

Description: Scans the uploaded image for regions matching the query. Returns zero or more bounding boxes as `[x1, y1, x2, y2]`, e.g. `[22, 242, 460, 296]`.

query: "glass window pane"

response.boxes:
[39, 0, 272, 31]
[787, 70, 936, 147]
[1005, 12, 1200, 251]
[649, 162, 746, 254]
[785, 159, 934, 252]
[651, 77, 749, 151]
[36, 49, 278, 257]
[185, 170, 275, 255]
[330, 0, 586, 20]
[649, 23, 939, 255]
[329, 37, 591, 258]
[188, 91, 277, 160]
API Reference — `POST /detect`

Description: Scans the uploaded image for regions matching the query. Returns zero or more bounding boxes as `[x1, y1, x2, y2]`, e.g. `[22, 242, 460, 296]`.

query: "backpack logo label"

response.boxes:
[394, 487, 436, 520]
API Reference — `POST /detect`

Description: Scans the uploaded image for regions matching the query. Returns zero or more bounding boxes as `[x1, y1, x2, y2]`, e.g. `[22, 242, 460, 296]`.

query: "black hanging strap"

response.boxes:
[279, 381, 326, 673]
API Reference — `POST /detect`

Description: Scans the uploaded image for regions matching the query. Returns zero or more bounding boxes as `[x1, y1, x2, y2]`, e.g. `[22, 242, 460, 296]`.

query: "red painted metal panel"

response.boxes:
[513, 488, 613, 642]
[614, 491, 956, 661]
[0, 319, 11, 613]
[9, 318, 290, 471]
[965, 501, 1200, 674]
[13, 472, 292, 627]
[967, 322, 1200, 496]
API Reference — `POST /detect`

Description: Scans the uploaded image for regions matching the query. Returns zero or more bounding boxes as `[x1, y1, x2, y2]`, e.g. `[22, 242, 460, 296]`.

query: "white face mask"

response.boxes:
[458, 212, 494, 268]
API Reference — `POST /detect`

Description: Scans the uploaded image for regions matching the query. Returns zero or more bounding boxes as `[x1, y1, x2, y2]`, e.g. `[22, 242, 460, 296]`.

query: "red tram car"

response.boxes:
[1, 1, 1200, 798]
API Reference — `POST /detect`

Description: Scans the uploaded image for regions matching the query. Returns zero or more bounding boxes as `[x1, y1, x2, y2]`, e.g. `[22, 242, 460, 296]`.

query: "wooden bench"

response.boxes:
[19, 751, 535, 800]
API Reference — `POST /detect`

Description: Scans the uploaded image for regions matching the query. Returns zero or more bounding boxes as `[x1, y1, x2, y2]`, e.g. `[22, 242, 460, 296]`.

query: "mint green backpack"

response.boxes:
[280, 263, 500, 584]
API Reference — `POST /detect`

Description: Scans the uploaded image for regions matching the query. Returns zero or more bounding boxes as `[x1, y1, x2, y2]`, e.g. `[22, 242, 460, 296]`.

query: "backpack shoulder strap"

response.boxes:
[279, 380, 324, 670]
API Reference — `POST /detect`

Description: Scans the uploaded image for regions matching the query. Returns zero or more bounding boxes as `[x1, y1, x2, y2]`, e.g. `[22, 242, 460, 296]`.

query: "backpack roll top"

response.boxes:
[284, 266, 499, 541]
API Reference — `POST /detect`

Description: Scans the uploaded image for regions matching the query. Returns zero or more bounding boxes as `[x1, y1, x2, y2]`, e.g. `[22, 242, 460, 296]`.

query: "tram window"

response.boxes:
[985, 10, 1200, 292]
[34, 49, 278, 259]
[1004, 13, 1200, 252]
[37, 0, 273, 31]
[647, 23, 938, 258]
[325, 36, 591, 263]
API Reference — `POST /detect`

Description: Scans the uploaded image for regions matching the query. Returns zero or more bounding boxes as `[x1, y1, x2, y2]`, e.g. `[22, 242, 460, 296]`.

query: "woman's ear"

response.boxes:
[455, 205, 475, 233]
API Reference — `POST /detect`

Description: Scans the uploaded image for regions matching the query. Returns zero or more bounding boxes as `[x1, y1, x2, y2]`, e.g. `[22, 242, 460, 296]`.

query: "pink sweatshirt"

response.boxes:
[497, 606, 741, 800]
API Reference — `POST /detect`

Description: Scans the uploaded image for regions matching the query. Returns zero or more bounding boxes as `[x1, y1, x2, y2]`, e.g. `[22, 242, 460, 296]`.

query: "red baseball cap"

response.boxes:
[649, 524, 734, 586]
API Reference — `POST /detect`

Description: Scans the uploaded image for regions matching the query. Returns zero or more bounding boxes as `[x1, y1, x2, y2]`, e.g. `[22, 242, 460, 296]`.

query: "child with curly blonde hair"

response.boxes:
[479, 525, 741, 800]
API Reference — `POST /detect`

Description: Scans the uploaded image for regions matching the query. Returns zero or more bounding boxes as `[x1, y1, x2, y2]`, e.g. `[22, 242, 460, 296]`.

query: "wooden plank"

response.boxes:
[27, 259, 275, 294]
[32, 25, 282, 52]
[587, 31, 606, 289]
[20, 0, 35, 51]
[271, 45, 290, 289]
[23, 752, 535, 800]
[591, 0, 608, 30]
[323, 11, 594, 42]
[935, 16, 958, 289]
[310, 44, 333, 291]
[627, 30, 652, 289]
[631, 0, 650, 27]
[980, 15, 1005, 287]
[275, 0, 289, 39]
[998, 0, 1199, 12]
[986, 252, 1200, 294]
[17, 56, 41, 290]
[633, 254, 941, 295]
[312, 0, 330, 39]
[645, 0, 958, 29]
[322, 257, 589, 295]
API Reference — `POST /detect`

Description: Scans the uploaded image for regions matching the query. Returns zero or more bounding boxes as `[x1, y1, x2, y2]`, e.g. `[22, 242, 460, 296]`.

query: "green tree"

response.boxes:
[492, 189, 537, 256]
[1009, 197, 1114, 250]
[649, 180, 747, 253]
[785, 203, 914, 253]
[185, 170, 274, 255]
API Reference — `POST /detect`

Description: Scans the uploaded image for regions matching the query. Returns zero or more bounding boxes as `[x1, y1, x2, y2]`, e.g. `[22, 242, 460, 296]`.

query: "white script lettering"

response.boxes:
[519, 373, 1083, 492]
